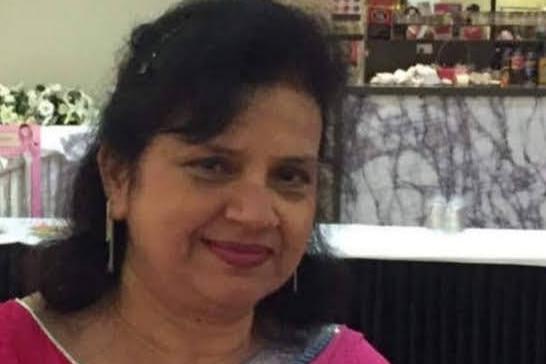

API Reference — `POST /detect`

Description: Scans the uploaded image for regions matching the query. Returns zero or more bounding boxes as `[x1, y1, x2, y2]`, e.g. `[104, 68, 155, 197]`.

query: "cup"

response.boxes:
[444, 195, 465, 232]
[425, 194, 447, 230]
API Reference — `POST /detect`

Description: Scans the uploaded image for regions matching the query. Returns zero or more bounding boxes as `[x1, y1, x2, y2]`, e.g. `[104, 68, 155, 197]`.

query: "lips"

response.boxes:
[202, 238, 273, 268]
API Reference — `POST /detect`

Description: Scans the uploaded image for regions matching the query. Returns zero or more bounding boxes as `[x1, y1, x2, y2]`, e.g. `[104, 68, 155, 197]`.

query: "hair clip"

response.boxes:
[137, 52, 157, 75]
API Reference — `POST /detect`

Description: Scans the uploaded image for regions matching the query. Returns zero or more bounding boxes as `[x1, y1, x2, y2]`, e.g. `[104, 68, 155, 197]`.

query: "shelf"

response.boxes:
[347, 84, 546, 96]
[331, 14, 362, 21]
[332, 33, 365, 40]
[365, 38, 546, 43]
[391, 21, 543, 26]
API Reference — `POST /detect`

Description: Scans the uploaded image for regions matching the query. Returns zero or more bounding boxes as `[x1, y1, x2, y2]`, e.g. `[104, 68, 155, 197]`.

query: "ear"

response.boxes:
[97, 146, 130, 220]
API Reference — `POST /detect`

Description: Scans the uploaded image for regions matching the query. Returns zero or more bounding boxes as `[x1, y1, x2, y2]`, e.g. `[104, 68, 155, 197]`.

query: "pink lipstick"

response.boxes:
[203, 239, 272, 268]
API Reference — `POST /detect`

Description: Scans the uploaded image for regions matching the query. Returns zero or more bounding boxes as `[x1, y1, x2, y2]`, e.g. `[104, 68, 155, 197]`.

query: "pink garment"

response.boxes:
[310, 326, 389, 364]
[0, 123, 42, 216]
[0, 300, 70, 364]
[0, 299, 389, 364]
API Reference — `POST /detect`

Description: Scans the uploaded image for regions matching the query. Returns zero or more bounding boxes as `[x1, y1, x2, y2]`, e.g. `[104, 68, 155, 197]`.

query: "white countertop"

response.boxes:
[0, 218, 67, 246]
[1, 218, 545, 267]
[322, 224, 546, 267]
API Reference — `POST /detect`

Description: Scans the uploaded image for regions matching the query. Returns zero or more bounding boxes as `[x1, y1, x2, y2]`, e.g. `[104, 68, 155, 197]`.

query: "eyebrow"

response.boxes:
[202, 143, 239, 156]
[202, 142, 319, 165]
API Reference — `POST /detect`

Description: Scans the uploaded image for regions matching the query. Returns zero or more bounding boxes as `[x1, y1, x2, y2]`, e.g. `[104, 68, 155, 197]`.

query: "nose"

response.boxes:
[224, 182, 280, 229]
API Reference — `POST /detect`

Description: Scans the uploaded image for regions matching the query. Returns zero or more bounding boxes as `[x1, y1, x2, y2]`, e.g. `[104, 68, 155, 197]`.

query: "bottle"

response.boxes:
[510, 47, 524, 85]
[523, 48, 537, 86]
[500, 46, 512, 86]
[490, 45, 503, 81]
[538, 42, 546, 86]
[491, 46, 502, 70]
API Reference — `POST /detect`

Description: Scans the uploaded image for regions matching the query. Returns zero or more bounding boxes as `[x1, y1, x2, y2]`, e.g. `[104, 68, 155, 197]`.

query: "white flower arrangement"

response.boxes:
[0, 83, 99, 125]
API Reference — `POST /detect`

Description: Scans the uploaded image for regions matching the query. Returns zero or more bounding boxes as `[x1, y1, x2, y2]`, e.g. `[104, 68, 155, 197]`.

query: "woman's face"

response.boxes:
[18, 125, 33, 141]
[109, 84, 322, 313]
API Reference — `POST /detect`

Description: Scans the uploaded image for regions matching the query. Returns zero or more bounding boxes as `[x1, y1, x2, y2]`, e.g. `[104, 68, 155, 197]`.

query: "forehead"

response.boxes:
[150, 83, 323, 159]
[215, 84, 322, 147]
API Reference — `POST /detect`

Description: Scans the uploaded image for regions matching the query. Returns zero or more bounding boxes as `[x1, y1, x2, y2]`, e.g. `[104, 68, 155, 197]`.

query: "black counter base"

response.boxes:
[346, 259, 546, 364]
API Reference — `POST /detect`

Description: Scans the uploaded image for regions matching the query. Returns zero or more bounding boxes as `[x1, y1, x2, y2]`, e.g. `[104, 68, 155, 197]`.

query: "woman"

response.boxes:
[17, 123, 41, 216]
[0, 0, 389, 363]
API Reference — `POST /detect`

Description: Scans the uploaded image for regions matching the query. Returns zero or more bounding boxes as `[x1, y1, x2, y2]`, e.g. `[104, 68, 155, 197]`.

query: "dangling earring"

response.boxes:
[105, 200, 114, 274]
[292, 267, 298, 293]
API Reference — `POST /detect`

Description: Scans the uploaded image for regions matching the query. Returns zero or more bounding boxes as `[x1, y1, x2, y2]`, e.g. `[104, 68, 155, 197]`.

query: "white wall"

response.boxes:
[0, 0, 180, 104]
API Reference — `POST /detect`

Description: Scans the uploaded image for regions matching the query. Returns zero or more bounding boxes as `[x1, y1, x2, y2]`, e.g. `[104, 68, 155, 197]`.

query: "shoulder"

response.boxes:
[0, 298, 37, 336]
[0, 295, 71, 364]
[309, 325, 390, 364]
[0, 298, 36, 363]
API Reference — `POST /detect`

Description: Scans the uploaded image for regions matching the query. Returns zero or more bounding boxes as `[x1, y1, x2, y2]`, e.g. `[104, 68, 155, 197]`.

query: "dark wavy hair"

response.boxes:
[27, 0, 349, 344]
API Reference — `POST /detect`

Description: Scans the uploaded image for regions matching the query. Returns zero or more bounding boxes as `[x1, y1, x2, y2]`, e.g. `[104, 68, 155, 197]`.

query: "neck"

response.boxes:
[108, 265, 258, 364]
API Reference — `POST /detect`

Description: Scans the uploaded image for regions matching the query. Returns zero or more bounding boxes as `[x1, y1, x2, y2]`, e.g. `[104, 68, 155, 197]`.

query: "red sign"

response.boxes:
[368, 6, 392, 24]
[433, 2, 462, 39]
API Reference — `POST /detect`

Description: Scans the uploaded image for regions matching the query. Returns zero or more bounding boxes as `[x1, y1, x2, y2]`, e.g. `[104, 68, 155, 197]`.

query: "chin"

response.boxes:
[202, 281, 273, 310]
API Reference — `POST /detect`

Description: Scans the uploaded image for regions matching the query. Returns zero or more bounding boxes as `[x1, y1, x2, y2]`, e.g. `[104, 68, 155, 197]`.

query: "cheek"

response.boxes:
[279, 198, 316, 261]
[129, 188, 219, 244]
[125, 170, 222, 257]
[124, 191, 225, 285]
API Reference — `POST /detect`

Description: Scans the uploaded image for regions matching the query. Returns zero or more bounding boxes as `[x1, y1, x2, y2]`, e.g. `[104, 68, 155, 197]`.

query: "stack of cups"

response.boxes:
[425, 194, 447, 230]
[425, 194, 466, 232]
[444, 196, 465, 233]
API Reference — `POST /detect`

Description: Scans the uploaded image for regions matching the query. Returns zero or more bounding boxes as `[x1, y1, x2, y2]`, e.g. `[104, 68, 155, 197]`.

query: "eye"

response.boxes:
[185, 156, 236, 181]
[271, 165, 313, 191]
